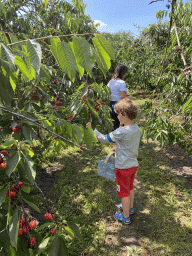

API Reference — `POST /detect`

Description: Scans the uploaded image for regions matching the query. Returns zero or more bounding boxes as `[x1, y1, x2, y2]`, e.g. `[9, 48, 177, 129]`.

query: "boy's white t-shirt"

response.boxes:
[94, 124, 142, 169]
[107, 79, 127, 101]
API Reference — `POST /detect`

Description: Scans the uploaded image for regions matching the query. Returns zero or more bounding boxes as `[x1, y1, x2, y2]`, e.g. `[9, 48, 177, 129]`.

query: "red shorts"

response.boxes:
[116, 167, 138, 197]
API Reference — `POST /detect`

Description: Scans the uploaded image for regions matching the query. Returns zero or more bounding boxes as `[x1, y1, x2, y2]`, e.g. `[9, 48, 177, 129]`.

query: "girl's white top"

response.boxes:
[107, 78, 127, 101]
[94, 124, 142, 169]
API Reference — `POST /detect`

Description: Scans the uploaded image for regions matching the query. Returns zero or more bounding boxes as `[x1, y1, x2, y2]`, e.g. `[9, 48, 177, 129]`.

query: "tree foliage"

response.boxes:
[0, 0, 115, 255]
[102, 0, 192, 153]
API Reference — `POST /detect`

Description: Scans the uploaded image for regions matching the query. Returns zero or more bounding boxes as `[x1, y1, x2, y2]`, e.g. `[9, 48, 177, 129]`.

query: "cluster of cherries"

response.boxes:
[67, 115, 73, 121]
[43, 213, 56, 236]
[52, 100, 63, 106]
[31, 88, 45, 104]
[53, 79, 58, 86]
[18, 218, 37, 249]
[9, 124, 20, 133]
[18, 213, 56, 248]
[0, 150, 7, 170]
[6, 182, 23, 198]
[95, 100, 105, 111]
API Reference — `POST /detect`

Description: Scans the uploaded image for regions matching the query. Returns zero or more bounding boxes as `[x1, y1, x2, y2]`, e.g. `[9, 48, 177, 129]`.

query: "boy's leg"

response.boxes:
[121, 196, 131, 218]
[130, 189, 134, 209]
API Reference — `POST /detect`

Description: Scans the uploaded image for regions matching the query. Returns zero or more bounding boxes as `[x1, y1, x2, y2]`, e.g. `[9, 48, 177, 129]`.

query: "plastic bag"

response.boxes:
[98, 156, 116, 180]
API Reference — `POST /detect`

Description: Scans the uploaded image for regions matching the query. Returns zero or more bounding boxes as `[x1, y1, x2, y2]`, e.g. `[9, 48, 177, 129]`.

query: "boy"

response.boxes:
[86, 98, 141, 224]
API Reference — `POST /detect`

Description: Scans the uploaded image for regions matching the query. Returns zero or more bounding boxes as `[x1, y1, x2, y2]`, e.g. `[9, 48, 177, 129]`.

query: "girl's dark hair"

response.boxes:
[112, 64, 128, 80]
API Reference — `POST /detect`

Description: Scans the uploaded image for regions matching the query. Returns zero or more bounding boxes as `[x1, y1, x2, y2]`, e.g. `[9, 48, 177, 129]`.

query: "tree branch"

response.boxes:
[0, 106, 91, 151]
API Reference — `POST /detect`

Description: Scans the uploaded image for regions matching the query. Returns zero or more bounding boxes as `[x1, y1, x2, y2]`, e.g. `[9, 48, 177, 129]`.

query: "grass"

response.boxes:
[40, 91, 192, 256]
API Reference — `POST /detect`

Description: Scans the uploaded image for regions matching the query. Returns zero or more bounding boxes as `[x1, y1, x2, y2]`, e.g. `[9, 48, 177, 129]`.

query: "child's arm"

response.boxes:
[86, 122, 115, 144]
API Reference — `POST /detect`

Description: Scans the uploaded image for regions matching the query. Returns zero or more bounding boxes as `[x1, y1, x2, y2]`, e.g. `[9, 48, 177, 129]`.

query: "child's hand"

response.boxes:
[112, 143, 116, 152]
[86, 122, 92, 128]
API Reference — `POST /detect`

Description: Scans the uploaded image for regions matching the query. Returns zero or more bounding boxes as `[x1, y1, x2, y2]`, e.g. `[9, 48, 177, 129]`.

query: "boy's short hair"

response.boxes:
[115, 98, 138, 120]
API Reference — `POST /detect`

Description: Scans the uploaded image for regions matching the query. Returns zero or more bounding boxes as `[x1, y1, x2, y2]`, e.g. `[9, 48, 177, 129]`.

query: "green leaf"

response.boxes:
[44, 0, 49, 7]
[32, 102, 41, 112]
[93, 50, 106, 77]
[15, 56, 33, 81]
[83, 126, 97, 149]
[23, 197, 41, 213]
[48, 235, 69, 256]
[95, 34, 115, 61]
[38, 237, 50, 251]
[64, 226, 75, 238]
[183, 96, 192, 111]
[92, 38, 111, 71]
[40, 64, 51, 83]
[71, 101, 82, 116]
[75, 82, 86, 92]
[172, 36, 177, 46]
[49, 38, 61, 60]
[9, 208, 20, 248]
[69, 41, 84, 77]
[8, 244, 17, 256]
[72, 124, 83, 144]
[63, 121, 72, 138]
[67, 221, 81, 240]
[6, 152, 20, 177]
[1, 43, 15, 71]
[22, 126, 32, 141]
[0, 187, 7, 206]
[0, 68, 14, 107]
[26, 40, 42, 75]
[51, 40, 77, 82]
[72, 37, 94, 77]
[55, 140, 61, 154]
[21, 185, 31, 194]
[36, 222, 55, 232]
[1, 139, 17, 149]
[0, 229, 10, 253]
[23, 155, 36, 184]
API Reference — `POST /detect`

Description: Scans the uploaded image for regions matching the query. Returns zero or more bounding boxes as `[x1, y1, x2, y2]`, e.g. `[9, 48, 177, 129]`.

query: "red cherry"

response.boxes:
[0, 163, 7, 169]
[28, 237, 36, 248]
[50, 228, 56, 235]
[19, 218, 25, 228]
[18, 228, 23, 236]
[43, 213, 49, 220]
[29, 220, 37, 229]
[12, 184, 19, 191]
[67, 115, 73, 121]
[43, 213, 54, 220]
[10, 191, 17, 198]
[6, 191, 9, 197]
[19, 182, 23, 189]
[1, 150, 7, 156]
[9, 126, 12, 130]
[27, 224, 31, 231]
[22, 227, 27, 234]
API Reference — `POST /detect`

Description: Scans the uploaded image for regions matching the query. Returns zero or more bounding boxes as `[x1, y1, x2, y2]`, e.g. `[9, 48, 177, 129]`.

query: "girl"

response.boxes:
[107, 64, 128, 130]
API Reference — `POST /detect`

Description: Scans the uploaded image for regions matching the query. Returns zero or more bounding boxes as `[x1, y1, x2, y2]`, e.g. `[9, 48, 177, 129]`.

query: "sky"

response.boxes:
[67, 0, 189, 37]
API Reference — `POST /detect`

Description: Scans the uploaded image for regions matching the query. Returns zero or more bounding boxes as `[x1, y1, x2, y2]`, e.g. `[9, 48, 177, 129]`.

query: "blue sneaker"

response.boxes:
[117, 204, 135, 215]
